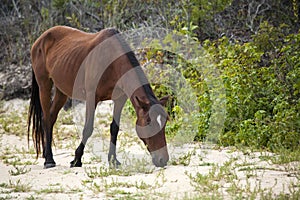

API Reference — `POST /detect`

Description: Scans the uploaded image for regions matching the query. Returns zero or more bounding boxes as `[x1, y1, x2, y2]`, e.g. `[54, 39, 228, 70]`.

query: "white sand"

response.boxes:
[0, 99, 298, 199]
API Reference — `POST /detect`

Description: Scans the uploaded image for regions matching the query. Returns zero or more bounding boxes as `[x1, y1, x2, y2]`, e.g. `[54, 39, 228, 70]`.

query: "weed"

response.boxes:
[25, 195, 40, 200]
[106, 189, 132, 198]
[85, 166, 112, 178]
[0, 147, 15, 161]
[81, 179, 93, 185]
[8, 179, 31, 192]
[63, 169, 72, 175]
[68, 186, 83, 193]
[0, 105, 27, 136]
[258, 154, 273, 162]
[103, 178, 135, 190]
[171, 150, 195, 166]
[37, 186, 64, 194]
[8, 164, 31, 176]
[271, 148, 300, 164]
[187, 167, 220, 194]
[198, 162, 214, 166]
[186, 147, 300, 199]
[88, 181, 104, 193]
[153, 169, 167, 188]
[16, 146, 36, 155]
[90, 155, 103, 163]
[59, 110, 74, 125]
[85, 158, 154, 179]
[0, 195, 15, 200]
[3, 157, 22, 166]
[2, 154, 37, 166]
[135, 180, 151, 190]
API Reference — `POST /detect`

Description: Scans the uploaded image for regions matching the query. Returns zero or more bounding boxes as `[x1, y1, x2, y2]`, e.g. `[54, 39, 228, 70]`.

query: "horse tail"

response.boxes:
[28, 69, 44, 158]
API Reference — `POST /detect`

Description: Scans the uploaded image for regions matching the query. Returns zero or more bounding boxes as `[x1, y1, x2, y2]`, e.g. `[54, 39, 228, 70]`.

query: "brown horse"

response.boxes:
[28, 26, 169, 169]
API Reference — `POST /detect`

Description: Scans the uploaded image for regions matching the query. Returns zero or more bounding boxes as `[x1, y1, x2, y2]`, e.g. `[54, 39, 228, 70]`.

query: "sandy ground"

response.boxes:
[0, 99, 299, 199]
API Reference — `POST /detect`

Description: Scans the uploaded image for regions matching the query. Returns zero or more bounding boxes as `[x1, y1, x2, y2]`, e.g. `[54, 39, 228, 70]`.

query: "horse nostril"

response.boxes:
[159, 158, 167, 167]
[159, 158, 163, 164]
[151, 151, 169, 167]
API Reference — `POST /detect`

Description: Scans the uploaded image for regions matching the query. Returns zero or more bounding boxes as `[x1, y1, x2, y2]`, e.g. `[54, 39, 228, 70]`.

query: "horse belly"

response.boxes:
[50, 63, 84, 99]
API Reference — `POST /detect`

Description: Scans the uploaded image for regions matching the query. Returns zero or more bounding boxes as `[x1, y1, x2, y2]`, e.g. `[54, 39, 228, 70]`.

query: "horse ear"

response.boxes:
[159, 96, 169, 107]
[136, 96, 150, 110]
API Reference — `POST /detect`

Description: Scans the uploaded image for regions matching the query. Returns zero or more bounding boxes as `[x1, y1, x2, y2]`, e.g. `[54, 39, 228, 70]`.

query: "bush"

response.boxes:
[143, 22, 299, 152]
[200, 22, 300, 151]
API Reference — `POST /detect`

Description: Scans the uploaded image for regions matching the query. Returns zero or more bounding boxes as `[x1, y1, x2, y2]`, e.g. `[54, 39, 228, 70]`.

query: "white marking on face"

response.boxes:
[157, 114, 162, 128]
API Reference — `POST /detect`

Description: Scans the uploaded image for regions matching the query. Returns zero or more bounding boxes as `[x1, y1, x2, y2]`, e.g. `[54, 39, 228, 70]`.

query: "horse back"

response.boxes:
[30, 26, 116, 97]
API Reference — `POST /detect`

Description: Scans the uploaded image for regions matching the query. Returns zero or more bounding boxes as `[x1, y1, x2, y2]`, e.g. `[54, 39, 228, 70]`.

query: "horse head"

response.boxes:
[135, 96, 169, 167]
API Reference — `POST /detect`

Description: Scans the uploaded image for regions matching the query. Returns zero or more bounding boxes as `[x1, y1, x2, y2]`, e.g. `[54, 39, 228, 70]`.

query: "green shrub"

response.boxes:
[203, 22, 300, 151]
[145, 22, 300, 152]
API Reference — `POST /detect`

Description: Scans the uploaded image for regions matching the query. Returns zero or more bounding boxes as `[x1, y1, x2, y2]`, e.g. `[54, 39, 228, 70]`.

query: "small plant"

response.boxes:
[85, 166, 112, 178]
[0, 112, 24, 136]
[85, 181, 104, 194]
[135, 180, 151, 190]
[270, 148, 300, 165]
[9, 164, 31, 176]
[90, 155, 103, 163]
[122, 156, 154, 175]
[187, 166, 221, 193]
[85, 157, 154, 179]
[37, 186, 64, 194]
[1, 152, 37, 166]
[6, 179, 32, 193]
[25, 195, 38, 200]
[103, 178, 135, 190]
[171, 150, 195, 166]
[16, 146, 36, 156]
[59, 110, 74, 125]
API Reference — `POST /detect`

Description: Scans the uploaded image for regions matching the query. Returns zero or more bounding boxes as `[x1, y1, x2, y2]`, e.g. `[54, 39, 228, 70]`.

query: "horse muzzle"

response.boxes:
[151, 146, 169, 167]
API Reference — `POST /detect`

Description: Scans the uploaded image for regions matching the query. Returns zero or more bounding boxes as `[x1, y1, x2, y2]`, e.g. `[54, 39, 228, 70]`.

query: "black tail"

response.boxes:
[28, 70, 44, 158]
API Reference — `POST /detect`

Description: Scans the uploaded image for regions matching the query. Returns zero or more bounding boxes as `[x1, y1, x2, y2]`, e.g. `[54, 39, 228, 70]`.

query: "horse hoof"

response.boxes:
[44, 163, 56, 169]
[70, 160, 82, 168]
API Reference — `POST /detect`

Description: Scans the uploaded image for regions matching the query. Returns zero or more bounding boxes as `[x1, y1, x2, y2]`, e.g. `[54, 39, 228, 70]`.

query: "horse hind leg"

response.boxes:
[50, 88, 68, 128]
[37, 78, 57, 168]
[43, 86, 68, 168]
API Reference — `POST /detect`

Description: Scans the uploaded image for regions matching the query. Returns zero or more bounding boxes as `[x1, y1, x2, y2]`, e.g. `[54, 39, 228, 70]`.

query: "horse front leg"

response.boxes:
[108, 95, 127, 167]
[71, 92, 96, 167]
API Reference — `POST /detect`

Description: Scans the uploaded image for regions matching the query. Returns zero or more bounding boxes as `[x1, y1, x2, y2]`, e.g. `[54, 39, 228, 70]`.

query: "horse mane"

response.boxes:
[106, 28, 158, 105]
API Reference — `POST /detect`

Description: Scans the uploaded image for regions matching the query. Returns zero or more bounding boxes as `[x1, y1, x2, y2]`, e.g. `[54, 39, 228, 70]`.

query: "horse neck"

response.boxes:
[116, 62, 157, 113]
[112, 40, 158, 112]
[131, 84, 157, 104]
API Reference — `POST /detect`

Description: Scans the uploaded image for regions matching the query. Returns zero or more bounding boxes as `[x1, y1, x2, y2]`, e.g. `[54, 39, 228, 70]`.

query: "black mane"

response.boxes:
[110, 28, 158, 105]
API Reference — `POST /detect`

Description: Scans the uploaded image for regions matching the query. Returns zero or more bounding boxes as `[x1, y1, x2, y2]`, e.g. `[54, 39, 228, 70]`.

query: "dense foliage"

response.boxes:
[1, 0, 299, 67]
[1, 0, 299, 151]
[202, 23, 300, 151]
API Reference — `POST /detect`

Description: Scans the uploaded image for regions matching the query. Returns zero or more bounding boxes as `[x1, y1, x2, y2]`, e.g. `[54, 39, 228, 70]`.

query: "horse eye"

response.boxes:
[146, 118, 151, 124]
